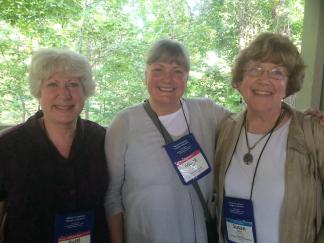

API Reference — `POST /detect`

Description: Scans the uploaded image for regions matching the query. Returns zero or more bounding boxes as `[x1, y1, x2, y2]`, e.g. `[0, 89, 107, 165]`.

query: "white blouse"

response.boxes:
[225, 119, 291, 243]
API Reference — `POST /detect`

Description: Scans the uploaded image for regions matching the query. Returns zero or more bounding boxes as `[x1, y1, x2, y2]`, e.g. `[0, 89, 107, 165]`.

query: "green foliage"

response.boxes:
[0, 0, 304, 125]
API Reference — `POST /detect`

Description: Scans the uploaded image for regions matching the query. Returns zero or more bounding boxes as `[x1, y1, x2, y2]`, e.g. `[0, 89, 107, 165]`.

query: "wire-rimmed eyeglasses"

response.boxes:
[245, 66, 288, 81]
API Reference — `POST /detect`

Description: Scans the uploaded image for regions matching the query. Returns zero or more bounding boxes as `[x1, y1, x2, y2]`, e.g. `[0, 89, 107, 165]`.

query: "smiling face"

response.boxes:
[146, 62, 188, 115]
[39, 72, 85, 127]
[237, 61, 288, 115]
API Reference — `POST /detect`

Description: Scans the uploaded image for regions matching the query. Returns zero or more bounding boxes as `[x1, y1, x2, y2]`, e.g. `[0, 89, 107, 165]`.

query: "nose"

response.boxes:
[163, 70, 173, 83]
[259, 69, 272, 79]
[58, 84, 72, 98]
[256, 70, 273, 84]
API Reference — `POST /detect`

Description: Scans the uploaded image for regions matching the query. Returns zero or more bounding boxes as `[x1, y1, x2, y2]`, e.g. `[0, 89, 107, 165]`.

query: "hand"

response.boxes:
[304, 108, 324, 125]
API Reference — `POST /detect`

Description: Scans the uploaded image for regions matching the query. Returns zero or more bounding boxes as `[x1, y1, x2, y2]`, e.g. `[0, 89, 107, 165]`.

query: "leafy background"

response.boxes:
[0, 0, 304, 125]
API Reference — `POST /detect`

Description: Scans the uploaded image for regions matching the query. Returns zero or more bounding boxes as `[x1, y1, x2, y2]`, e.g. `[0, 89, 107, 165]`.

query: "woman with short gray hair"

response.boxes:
[28, 48, 95, 98]
[0, 48, 109, 243]
[105, 39, 229, 243]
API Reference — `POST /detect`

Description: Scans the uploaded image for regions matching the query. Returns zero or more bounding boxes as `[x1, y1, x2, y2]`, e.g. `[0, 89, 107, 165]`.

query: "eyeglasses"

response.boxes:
[245, 66, 288, 81]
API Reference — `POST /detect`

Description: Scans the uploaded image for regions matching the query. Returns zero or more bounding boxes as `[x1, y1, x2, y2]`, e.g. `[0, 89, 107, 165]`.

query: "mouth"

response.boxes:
[54, 105, 74, 110]
[158, 87, 175, 92]
[252, 89, 272, 96]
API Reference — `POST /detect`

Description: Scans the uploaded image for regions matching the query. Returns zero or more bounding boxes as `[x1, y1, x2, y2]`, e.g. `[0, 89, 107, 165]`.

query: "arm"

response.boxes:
[315, 184, 324, 242]
[0, 200, 6, 243]
[0, 201, 5, 225]
[104, 111, 129, 243]
[315, 118, 324, 242]
[0, 144, 7, 243]
[108, 213, 124, 243]
[303, 108, 324, 125]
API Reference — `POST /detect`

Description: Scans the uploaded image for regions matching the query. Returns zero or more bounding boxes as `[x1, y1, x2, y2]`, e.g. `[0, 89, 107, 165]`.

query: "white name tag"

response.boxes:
[164, 133, 211, 185]
[223, 197, 257, 243]
[59, 231, 91, 243]
[54, 210, 94, 243]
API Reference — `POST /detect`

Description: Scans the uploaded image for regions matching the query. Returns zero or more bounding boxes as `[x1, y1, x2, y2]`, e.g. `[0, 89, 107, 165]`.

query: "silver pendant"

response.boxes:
[243, 153, 253, 165]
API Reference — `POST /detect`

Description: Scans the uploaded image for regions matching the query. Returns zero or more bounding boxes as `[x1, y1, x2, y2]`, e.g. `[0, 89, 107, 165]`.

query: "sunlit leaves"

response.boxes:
[0, 0, 304, 125]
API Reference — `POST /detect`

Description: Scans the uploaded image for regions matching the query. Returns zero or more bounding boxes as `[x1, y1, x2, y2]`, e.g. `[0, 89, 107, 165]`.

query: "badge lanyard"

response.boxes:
[222, 109, 286, 243]
[143, 99, 213, 222]
[145, 100, 211, 185]
[226, 109, 286, 199]
[154, 100, 191, 136]
[54, 210, 94, 243]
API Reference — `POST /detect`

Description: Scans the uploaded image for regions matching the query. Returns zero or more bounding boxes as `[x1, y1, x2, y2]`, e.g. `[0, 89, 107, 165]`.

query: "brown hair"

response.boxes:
[232, 32, 305, 97]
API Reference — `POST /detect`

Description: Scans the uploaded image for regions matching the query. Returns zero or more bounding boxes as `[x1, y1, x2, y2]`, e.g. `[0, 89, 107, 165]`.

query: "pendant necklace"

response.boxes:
[243, 128, 269, 165]
[243, 109, 285, 165]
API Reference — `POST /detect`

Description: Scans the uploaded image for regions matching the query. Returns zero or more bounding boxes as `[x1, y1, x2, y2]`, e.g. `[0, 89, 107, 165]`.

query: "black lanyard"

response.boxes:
[146, 99, 190, 137]
[225, 109, 286, 200]
[143, 99, 213, 222]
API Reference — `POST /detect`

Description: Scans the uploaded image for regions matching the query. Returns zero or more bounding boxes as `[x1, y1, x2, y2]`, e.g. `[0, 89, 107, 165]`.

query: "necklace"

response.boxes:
[243, 128, 269, 165]
[243, 110, 285, 165]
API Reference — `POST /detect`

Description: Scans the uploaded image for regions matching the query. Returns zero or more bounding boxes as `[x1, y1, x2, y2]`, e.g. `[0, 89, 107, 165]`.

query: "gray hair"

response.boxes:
[28, 48, 95, 98]
[146, 39, 190, 71]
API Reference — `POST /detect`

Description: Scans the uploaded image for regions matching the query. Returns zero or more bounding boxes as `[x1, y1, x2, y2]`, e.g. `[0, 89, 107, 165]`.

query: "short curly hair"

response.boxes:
[29, 48, 95, 98]
[232, 32, 305, 97]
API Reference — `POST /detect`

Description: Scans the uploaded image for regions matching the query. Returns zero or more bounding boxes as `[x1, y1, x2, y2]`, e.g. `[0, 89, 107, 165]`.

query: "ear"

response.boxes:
[144, 70, 148, 85]
[233, 80, 242, 92]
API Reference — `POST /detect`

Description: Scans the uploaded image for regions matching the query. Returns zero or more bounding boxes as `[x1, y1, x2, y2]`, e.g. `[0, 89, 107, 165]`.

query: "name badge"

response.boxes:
[223, 197, 257, 243]
[164, 133, 211, 185]
[54, 210, 94, 243]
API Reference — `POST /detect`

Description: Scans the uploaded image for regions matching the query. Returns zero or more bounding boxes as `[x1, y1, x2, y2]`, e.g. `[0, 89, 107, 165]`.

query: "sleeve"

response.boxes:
[0, 185, 6, 202]
[208, 98, 231, 124]
[315, 118, 324, 242]
[316, 118, 324, 181]
[0, 142, 7, 202]
[104, 111, 129, 218]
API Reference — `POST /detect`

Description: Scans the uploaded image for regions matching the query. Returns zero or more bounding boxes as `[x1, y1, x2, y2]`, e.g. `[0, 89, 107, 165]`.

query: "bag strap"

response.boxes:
[143, 100, 212, 221]
[302, 115, 322, 234]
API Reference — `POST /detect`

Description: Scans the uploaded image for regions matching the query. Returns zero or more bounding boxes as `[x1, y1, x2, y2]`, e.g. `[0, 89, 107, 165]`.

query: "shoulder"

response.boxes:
[185, 98, 230, 118]
[185, 97, 225, 110]
[0, 111, 45, 145]
[112, 103, 143, 120]
[110, 103, 145, 127]
[107, 103, 145, 136]
[0, 122, 30, 146]
[82, 119, 105, 131]
[118, 103, 144, 117]
[285, 104, 321, 133]
[305, 113, 324, 143]
[284, 104, 324, 150]
[214, 112, 243, 145]
[80, 119, 106, 140]
[218, 112, 241, 130]
[0, 121, 35, 166]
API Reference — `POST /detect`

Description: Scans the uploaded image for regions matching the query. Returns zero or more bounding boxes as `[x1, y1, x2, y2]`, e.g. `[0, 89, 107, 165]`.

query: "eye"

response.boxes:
[152, 68, 163, 72]
[67, 81, 81, 88]
[271, 68, 286, 79]
[247, 66, 262, 76]
[174, 68, 185, 74]
[151, 67, 164, 76]
[45, 81, 58, 88]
